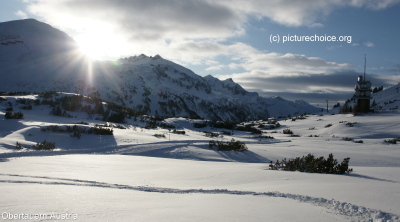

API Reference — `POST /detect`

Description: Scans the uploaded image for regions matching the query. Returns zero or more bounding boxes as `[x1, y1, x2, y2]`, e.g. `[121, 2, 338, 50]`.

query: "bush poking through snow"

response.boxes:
[32, 140, 56, 150]
[221, 130, 233, 135]
[269, 153, 353, 174]
[384, 139, 397, 144]
[41, 125, 113, 135]
[153, 134, 165, 138]
[204, 131, 221, 138]
[209, 138, 248, 152]
[15, 142, 22, 149]
[283, 129, 293, 134]
[172, 130, 186, 135]
[87, 127, 113, 135]
[193, 122, 207, 128]
[5, 111, 24, 119]
[158, 122, 175, 129]
[325, 124, 333, 128]
[345, 122, 357, 127]
[254, 135, 275, 139]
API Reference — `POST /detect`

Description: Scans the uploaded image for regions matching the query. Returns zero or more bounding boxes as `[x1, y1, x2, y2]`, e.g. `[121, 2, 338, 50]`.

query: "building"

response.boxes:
[353, 75, 372, 113]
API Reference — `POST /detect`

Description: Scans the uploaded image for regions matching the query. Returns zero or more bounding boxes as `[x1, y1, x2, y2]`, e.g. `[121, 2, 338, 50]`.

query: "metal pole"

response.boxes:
[364, 54, 366, 81]
[326, 100, 328, 113]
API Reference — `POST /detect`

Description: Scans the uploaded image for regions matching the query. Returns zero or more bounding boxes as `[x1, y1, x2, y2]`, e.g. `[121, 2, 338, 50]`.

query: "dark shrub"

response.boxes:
[39, 91, 57, 99]
[172, 130, 185, 135]
[204, 131, 220, 138]
[32, 140, 56, 150]
[384, 139, 397, 144]
[159, 122, 175, 129]
[193, 122, 208, 128]
[5, 111, 24, 119]
[209, 138, 247, 152]
[210, 120, 236, 130]
[235, 125, 262, 134]
[16, 141, 22, 149]
[145, 120, 157, 129]
[87, 127, 113, 135]
[269, 153, 352, 174]
[106, 111, 126, 123]
[221, 130, 232, 135]
[283, 129, 293, 134]
[345, 122, 357, 127]
[255, 135, 274, 139]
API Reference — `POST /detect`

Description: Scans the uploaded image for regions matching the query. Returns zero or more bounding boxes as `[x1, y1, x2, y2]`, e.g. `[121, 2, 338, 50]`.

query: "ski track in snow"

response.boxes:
[0, 173, 398, 222]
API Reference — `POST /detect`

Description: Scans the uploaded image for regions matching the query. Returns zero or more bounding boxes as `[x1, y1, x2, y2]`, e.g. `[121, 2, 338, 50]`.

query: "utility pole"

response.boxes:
[364, 54, 367, 81]
[326, 100, 329, 113]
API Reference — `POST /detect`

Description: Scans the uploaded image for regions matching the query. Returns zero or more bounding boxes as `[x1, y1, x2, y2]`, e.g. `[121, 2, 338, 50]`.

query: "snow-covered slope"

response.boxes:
[0, 19, 319, 122]
[0, 19, 87, 86]
[0, 93, 399, 221]
[371, 83, 400, 112]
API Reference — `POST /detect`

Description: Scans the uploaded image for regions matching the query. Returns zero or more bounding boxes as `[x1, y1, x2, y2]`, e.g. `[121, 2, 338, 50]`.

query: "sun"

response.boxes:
[75, 30, 129, 61]
[76, 34, 107, 60]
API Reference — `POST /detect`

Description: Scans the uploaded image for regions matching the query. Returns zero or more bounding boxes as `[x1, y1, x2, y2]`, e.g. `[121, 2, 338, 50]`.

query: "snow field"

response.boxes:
[0, 95, 400, 221]
[0, 155, 398, 221]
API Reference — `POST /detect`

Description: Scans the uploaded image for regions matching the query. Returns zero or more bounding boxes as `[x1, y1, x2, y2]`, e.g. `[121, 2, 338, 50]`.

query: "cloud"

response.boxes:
[14, 10, 28, 19]
[23, 0, 399, 61]
[25, 0, 242, 40]
[25, 0, 400, 41]
[349, 0, 400, 9]
[163, 40, 353, 77]
[219, 70, 399, 104]
[364, 42, 375, 47]
[386, 64, 400, 73]
[21, 0, 400, 104]
[205, 65, 226, 71]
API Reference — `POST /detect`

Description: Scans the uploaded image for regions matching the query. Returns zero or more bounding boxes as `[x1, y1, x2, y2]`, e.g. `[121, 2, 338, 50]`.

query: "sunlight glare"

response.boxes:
[75, 27, 130, 61]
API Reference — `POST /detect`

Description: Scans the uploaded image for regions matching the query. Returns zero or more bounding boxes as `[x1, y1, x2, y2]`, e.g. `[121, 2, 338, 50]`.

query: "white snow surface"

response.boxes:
[372, 83, 400, 112]
[0, 93, 400, 221]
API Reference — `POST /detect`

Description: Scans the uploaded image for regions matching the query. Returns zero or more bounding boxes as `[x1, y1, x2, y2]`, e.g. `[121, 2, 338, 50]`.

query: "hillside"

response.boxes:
[0, 92, 399, 221]
[0, 19, 319, 122]
[371, 83, 400, 112]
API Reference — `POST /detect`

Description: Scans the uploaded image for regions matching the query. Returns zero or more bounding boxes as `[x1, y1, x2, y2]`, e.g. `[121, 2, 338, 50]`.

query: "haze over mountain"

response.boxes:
[0, 19, 320, 122]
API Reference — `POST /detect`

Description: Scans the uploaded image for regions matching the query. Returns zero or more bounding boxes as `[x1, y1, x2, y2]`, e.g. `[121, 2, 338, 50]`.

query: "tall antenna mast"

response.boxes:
[364, 54, 367, 81]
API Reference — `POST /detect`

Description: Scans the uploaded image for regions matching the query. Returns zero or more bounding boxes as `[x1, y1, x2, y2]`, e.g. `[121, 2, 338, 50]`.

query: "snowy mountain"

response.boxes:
[0, 19, 85, 85]
[0, 19, 319, 122]
[371, 83, 400, 112]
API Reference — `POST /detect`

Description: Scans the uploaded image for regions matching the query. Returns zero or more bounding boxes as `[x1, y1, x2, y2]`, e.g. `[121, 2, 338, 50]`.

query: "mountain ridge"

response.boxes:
[0, 19, 320, 121]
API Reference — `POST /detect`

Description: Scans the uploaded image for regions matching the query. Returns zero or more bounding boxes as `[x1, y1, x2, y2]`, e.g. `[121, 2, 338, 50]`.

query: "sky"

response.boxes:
[1, 0, 400, 107]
